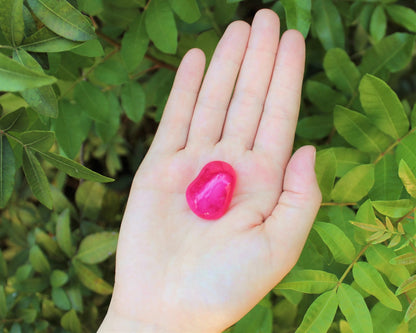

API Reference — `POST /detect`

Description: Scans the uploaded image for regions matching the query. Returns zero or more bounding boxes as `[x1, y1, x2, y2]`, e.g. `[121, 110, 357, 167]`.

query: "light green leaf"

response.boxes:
[121, 12, 149, 72]
[145, 0, 177, 54]
[386, 5, 416, 33]
[34, 227, 64, 261]
[323, 48, 361, 95]
[337, 283, 373, 333]
[52, 287, 71, 311]
[398, 160, 416, 199]
[0, 0, 24, 46]
[56, 209, 75, 258]
[121, 81, 146, 123]
[29, 245, 51, 274]
[315, 148, 336, 202]
[360, 33, 415, 75]
[50, 270, 69, 288]
[21, 27, 81, 52]
[372, 199, 414, 218]
[0, 53, 57, 92]
[75, 181, 106, 220]
[233, 303, 273, 333]
[353, 261, 402, 311]
[27, 0, 95, 41]
[296, 290, 338, 333]
[405, 297, 416, 322]
[0, 136, 15, 209]
[22, 149, 53, 209]
[61, 309, 82, 333]
[360, 74, 409, 139]
[390, 252, 416, 266]
[296, 115, 333, 140]
[313, 222, 356, 264]
[73, 81, 110, 123]
[169, 0, 201, 24]
[396, 132, 416, 175]
[370, 6, 387, 42]
[365, 244, 410, 287]
[371, 303, 403, 333]
[76, 232, 118, 265]
[311, 0, 344, 50]
[396, 275, 416, 295]
[37, 151, 113, 183]
[18, 130, 55, 152]
[72, 260, 113, 295]
[13, 49, 58, 118]
[331, 164, 375, 203]
[334, 106, 394, 153]
[332, 148, 369, 177]
[281, 0, 311, 37]
[275, 269, 338, 294]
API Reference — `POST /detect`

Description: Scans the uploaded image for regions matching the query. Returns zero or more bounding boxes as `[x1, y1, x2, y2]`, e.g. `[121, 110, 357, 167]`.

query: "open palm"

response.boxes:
[99, 9, 321, 333]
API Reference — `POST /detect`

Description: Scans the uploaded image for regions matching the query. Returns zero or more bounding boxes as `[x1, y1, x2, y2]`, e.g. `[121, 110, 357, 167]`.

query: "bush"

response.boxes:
[0, 0, 416, 332]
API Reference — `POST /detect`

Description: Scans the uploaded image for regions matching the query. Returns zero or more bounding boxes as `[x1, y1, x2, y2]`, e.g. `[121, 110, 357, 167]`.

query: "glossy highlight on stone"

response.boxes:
[186, 161, 236, 220]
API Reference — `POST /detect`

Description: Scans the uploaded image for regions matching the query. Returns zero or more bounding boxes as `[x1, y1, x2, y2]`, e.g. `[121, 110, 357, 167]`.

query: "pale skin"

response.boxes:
[98, 9, 321, 333]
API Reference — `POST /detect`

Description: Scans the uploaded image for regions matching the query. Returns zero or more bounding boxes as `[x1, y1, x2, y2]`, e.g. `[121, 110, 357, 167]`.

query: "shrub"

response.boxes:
[0, 0, 416, 332]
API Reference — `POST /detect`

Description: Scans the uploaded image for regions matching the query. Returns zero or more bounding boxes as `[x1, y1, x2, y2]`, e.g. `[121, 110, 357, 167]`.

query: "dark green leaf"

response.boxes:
[75, 232, 118, 264]
[22, 149, 53, 209]
[0, 285, 6, 319]
[281, 0, 311, 37]
[21, 27, 81, 52]
[0, 0, 24, 46]
[52, 287, 71, 311]
[77, 0, 103, 16]
[0, 135, 15, 208]
[56, 209, 75, 258]
[296, 115, 333, 139]
[0, 108, 28, 131]
[0, 53, 57, 92]
[73, 81, 109, 123]
[71, 39, 104, 57]
[169, 0, 201, 24]
[337, 283, 373, 333]
[275, 269, 338, 294]
[29, 245, 51, 274]
[72, 260, 113, 295]
[386, 5, 416, 33]
[19, 130, 55, 152]
[27, 0, 95, 41]
[233, 304, 272, 333]
[93, 58, 129, 85]
[145, 0, 177, 54]
[296, 290, 338, 333]
[305, 80, 347, 112]
[75, 181, 106, 220]
[121, 81, 146, 123]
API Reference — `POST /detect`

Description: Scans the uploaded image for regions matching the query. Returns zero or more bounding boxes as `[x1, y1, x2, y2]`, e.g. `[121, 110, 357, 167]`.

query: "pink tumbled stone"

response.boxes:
[186, 161, 236, 220]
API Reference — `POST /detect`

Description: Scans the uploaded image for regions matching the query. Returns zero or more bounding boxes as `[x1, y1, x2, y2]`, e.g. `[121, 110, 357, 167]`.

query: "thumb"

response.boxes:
[265, 145, 322, 273]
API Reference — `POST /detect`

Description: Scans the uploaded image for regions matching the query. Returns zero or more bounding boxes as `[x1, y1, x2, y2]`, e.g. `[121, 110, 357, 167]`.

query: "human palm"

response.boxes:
[99, 9, 321, 333]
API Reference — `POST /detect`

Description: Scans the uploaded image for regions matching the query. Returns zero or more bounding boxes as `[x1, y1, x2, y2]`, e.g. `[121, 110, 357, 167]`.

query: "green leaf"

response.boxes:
[390, 252, 416, 265]
[332, 148, 369, 177]
[75, 232, 118, 264]
[233, 303, 272, 333]
[405, 297, 416, 322]
[38, 151, 113, 183]
[296, 115, 333, 140]
[370, 6, 387, 42]
[121, 12, 149, 72]
[75, 181, 106, 220]
[323, 48, 361, 95]
[337, 283, 373, 333]
[145, 0, 177, 54]
[52, 287, 71, 311]
[169, 0, 201, 24]
[396, 275, 416, 295]
[50, 270, 69, 288]
[72, 260, 113, 295]
[385, 5, 416, 33]
[77, 0, 103, 16]
[93, 58, 129, 85]
[372, 199, 414, 218]
[365, 244, 410, 287]
[18, 130, 55, 152]
[311, 0, 344, 50]
[315, 148, 336, 202]
[73, 81, 110, 123]
[398, 160, 416, 199]
[121, 81, 146, 123]
[331, 164, 375, 203]
[0, 0, 24, 46]
[27, 0, 95, 41]
[281, 0, 311, 37]
[13, 49, 58, 118]
[56, 209, 75, 258]
[334, 106, 394, 153]
[353, 261, 402, 311]
[61, 309, 82, 333]
[359, 74, 409, 139]
[0, 136, 15, 209]
[34, 228, 63, 261]
[360, 33, 415, 75]
[29, 245, 51, 274]
[21, 27, 81, 52]
[296, 290, 338, 333]
[0, 285, 6, 319]
[0, 53, 57, 92]
[305, 80, 347, 113]
[275, 269, 338, 294]
[313, 222, 356, 264]
[0, 108, 28, 131]
[396, 132, 416, 175]
[22, 149, 53, 209]
[71, 39, 104, 57]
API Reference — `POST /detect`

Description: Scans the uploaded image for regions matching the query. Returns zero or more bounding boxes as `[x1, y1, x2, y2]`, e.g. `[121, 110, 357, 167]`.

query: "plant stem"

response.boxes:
[337, 244, 370, 286]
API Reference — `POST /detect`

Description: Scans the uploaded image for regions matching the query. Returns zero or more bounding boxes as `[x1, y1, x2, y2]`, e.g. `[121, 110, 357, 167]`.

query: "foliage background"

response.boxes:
[0, 0, 416, 332]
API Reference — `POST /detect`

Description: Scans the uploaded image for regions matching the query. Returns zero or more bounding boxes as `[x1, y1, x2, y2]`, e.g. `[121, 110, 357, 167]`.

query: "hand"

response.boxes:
[99, 9, 321, 333]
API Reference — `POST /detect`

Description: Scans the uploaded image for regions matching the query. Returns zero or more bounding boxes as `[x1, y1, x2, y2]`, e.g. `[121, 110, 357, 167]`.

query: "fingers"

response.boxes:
[264, 146, 321, 273]
[186, 21, 250, 147]
[150, 48, 206, 154]
[253, 30, 306, 165]
[222, 9, 280, 149]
